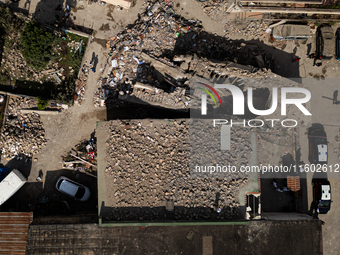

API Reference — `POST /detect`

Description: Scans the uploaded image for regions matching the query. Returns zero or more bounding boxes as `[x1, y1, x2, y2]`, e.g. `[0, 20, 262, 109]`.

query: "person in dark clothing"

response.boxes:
[307, 53, 315, 59]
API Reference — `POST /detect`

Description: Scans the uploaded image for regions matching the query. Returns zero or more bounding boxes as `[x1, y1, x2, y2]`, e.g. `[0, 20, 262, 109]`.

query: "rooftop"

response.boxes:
[26, 220, 322, 255]
[0, 212, 33, 255]
[96, 119, 254, 222]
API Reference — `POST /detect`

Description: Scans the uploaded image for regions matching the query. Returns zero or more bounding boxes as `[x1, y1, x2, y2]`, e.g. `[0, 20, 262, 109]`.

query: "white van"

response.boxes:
[0, 169, 27, 206]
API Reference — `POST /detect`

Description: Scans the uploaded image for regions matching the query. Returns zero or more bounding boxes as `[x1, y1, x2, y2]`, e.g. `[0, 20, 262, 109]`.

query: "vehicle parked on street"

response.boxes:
[55, 176, 90, 201]
[312, 179, 331, 214]
[0, 169, 26, 206]
[272, 24, 310, 41]
[336, 31, 340, 60]
[308, 127, 328, 164]
[316, 25, 335, 59]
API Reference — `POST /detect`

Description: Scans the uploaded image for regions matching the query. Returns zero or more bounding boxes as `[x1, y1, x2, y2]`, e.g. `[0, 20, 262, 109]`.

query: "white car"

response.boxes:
[55, 176, 90, 201]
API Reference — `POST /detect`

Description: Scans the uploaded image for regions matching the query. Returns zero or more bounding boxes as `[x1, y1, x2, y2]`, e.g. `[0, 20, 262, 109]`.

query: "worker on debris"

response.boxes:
[307, 53, 315, 59]
[292, 56, 300, 62]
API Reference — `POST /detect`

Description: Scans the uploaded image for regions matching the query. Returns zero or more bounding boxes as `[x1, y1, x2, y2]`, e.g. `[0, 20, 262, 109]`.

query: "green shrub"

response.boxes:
[21, 22, 56, 70]
[37, 97, 49, 110]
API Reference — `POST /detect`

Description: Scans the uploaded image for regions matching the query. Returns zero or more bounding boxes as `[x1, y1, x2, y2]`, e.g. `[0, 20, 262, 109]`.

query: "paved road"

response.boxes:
[299, 78, 340, 255]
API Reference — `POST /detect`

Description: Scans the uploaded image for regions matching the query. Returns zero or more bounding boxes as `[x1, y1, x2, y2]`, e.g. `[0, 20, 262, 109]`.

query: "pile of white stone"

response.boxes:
[0, 97, 47, 159]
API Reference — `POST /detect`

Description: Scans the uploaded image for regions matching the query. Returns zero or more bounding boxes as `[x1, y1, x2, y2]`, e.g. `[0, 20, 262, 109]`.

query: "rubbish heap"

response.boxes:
[0, 97, 47, 159]
[61, 138, 97, 174]
[74, 63, 89, 105]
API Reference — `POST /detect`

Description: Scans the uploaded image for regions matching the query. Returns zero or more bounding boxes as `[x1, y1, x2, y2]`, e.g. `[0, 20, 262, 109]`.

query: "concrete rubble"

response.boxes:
[195, 0, 229, 22]
[104, 119, 249, 221]
[224, 20, 270, 40]
[93, 0, 274, 109]
[0, 97, 47, 159]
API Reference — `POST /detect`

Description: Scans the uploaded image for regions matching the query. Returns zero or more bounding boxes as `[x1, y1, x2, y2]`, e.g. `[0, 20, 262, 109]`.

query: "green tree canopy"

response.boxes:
[20, 22, 56, 69]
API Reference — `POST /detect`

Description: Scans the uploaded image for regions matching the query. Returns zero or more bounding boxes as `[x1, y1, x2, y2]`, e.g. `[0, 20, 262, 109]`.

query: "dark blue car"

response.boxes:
[337, 32, 340, 60]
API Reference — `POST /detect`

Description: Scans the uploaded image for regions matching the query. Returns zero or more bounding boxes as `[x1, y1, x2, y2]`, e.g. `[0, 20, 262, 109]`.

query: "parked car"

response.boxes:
[336, 31, 340, 60]
[55, 176, 90, 201]
[272, 24, 310, 41]
[0, 169, 26, 206]
[312, 179, 331, 214]
[308, 127, 328, 164]
[316, 25, 335, 59]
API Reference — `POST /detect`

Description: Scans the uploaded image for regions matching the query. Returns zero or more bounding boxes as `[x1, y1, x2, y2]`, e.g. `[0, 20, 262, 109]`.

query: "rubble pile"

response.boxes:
[94, 1, 273, 108]
[6, 96, 37, 115]
[61, 138, 97, 174]
[104, 120, 248, 221]
[119, 81, 190, 109]
[0, 97, 47, 158]
[197, 0, 229, 22]
[93, 0, 203, 106]
[0, 49, 44, 82]
[224, 20, 269, 40]
[175, 52, 272, 79]
[74, 63, 89, 105]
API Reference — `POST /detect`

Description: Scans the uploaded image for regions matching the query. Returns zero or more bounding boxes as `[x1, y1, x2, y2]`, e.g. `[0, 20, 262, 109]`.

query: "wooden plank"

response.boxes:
[0, 237, 28, 242]
[0, 220, 32, 224]
[0, 249, 26, 255]
[0, 226, 30, 233]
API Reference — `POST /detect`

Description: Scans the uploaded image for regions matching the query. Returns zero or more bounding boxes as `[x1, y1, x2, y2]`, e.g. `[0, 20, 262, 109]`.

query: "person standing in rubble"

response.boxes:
[292, 56, 300, 62]
[307, 53, 315, 59]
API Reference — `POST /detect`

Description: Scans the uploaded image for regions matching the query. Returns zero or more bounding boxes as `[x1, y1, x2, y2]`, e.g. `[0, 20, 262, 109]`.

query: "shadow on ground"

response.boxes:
[1, 167, 97, 222]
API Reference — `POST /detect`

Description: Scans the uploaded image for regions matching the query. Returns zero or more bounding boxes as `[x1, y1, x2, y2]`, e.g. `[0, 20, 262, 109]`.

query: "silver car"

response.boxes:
[55, 176, 91, 201]
[272, 24, 310, 41]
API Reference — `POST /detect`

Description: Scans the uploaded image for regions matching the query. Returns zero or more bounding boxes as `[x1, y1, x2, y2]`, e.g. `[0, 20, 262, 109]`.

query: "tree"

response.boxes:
[20, 22, 56, 69]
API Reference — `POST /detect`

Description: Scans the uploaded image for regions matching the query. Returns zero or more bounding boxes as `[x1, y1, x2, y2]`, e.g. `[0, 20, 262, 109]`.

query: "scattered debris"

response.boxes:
[62, 138, 97, 175]
[0, 101, 47, 159]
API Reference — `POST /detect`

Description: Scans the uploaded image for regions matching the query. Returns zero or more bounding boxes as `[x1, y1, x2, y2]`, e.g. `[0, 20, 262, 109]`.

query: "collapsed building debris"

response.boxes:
[93, 0, 274, 109]
[0, 97, 47, 158]
[224, 20, 270, 40]
[196, 0, 230, 22]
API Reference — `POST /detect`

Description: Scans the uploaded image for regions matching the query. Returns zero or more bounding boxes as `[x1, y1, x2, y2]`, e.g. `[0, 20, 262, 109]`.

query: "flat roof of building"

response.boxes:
[96, 119, 256, 222]
[26, 220, 322, 255]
